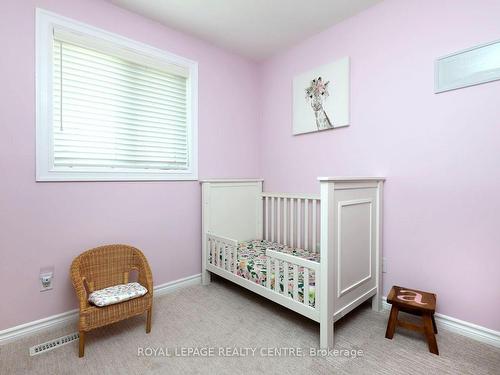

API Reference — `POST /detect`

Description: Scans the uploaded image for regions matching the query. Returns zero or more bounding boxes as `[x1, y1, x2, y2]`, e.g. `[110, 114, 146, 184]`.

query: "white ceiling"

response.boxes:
[110, 0, 383, 60]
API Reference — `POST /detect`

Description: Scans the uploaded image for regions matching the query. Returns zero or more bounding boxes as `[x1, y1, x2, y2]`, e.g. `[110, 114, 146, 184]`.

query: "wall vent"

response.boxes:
[29, 332, 79, 356]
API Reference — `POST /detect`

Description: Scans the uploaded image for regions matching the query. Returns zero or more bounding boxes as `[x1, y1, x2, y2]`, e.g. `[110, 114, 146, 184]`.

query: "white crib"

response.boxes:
[201, 177, 384, 348]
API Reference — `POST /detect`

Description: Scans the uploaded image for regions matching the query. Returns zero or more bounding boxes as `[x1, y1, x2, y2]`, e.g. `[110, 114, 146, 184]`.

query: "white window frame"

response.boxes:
[35, 9, 198, 181]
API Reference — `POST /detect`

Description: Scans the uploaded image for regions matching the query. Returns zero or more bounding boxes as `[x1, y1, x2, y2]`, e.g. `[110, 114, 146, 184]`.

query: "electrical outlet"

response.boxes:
[40, 270, 53, 292]
[382, 257, 387, 273]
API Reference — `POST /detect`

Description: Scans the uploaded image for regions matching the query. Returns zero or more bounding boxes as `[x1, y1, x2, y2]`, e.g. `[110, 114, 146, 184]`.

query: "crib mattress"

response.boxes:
[225, 240, 320, 307]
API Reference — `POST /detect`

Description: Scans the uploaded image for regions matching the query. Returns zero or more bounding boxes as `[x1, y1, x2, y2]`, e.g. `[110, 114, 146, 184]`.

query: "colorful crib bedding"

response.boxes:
[214, 240, 320, 307]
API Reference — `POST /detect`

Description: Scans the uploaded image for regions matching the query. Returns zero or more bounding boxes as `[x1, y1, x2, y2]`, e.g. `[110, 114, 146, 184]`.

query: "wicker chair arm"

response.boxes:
[70, 261, 90, 311]
[135, 250, 154, 293]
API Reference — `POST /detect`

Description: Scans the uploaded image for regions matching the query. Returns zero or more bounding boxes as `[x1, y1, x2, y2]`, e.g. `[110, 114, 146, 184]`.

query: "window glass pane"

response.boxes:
[52, 39, 189, 171]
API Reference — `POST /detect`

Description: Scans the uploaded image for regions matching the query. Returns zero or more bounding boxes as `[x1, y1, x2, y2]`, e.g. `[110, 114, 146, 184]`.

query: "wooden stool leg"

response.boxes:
[431, 314, 438, 334]
[423, 313, 439, 355]
[385, 306, 399, 339]
[78, 331, 85, 358]
[146, 308, 152, 333]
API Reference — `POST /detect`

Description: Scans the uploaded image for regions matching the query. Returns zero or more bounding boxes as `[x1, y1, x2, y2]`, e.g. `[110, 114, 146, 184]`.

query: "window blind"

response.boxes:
[52, 35, 190, 171]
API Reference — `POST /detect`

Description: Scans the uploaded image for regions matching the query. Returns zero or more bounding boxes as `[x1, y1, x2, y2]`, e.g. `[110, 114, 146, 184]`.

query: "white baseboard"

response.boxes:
[154, 274, 201, 297]
[0, 273, 201, 345]
[0, 309, 79, 346]
[382, 297, 500, 349]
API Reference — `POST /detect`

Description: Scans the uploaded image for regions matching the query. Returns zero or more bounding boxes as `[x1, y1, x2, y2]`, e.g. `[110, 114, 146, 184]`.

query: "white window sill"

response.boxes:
[36, 171, 198, 182]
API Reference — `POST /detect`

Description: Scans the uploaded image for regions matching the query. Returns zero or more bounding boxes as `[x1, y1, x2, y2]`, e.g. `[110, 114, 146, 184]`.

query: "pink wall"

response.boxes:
[0, 0, 260, 330]
[2, 0, 499, 334]
[258, 0, 500, 331]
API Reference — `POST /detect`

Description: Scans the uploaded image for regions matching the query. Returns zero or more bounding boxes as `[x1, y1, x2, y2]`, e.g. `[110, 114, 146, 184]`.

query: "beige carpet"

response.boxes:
[1, 278, 498, 374]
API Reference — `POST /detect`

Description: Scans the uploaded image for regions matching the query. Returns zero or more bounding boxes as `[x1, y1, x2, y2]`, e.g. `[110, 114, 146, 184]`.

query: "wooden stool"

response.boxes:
[385, 286, 439, 355]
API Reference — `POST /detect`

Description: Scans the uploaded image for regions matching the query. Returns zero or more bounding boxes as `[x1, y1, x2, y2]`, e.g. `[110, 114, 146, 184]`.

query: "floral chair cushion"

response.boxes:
[88, 282, 148, 307]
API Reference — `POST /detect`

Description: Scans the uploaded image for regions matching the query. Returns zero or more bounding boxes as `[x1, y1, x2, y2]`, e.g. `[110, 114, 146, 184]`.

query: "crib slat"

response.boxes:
[215, 241, 218, 266]
[274, 259, 280, 293]
[297, 199, 301, 249]
[314, 269, 319, 310]
[233, 245, 238, 274]
[212, 240, 216, 265]
[222, 242, 226, 270]
[212, 240, 216, 266]
[304, 199, 309, 251]
[291, 199, 295, 247]
[226, 244, 230, 271]
[283, 261, 289, 297]
[215, 241, 219, 268]
[271, 197, 275, 242]
[267, 257, 272, 289]
[218, 241, 223, 268]
[293, 265, 299, 301]
[304, 268, 309, 306]
[264, 196, 268, 241]
[208, 239, 212, 265]
[214, 241, 218, 267]
[283, 198, 288, 246]
[215, 241, 220, 267]
[312, 199, 317, 253]
[277, 197, 281, 243]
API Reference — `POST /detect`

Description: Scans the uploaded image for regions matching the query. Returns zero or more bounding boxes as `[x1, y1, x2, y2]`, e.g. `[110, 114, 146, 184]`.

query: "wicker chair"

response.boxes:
[70, 244, 153, 357]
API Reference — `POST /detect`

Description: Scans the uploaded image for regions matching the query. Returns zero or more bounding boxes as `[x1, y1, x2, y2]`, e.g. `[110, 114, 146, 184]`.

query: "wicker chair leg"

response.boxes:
[146, 308, 152, 333]
[79, 331, 85, 358]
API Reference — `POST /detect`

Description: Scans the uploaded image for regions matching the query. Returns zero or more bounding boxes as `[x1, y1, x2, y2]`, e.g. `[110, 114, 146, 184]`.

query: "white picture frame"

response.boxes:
[293, 57, 350, 135]
[435, 39, 500, 93]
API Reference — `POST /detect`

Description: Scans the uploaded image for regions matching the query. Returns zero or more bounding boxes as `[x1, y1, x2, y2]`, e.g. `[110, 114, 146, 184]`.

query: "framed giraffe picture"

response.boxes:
[293, 57, 350, 135]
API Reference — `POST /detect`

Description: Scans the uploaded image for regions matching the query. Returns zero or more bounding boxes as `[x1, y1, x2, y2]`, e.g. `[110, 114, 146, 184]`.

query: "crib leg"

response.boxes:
[320, 319, 334, 348]
[372, 292, 382, 312]
[202, 270, 211, 285]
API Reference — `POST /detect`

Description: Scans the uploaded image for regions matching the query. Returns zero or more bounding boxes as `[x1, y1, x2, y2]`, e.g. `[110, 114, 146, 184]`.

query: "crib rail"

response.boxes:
[206, 234, 239, 273]
[262, 192, 320, 252]
[266, 249, 320, 271]
[205, 233, 320, 320]
[266, 249, 320, 310]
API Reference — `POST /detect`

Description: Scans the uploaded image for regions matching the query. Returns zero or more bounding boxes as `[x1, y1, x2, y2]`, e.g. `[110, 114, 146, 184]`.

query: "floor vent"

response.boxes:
[29, 332, 79, 356]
